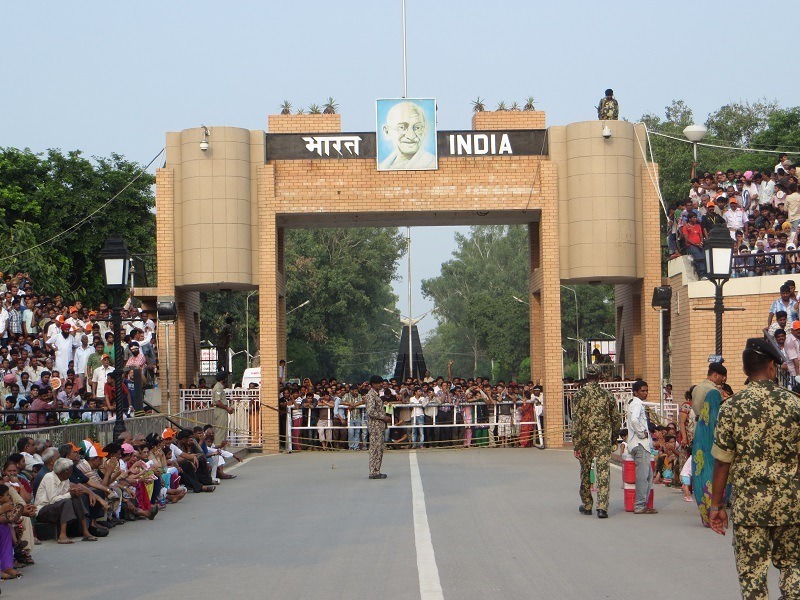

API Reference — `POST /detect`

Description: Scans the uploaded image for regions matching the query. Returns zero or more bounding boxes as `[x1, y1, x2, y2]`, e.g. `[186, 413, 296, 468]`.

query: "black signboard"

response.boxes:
[265, 130, 548, 161]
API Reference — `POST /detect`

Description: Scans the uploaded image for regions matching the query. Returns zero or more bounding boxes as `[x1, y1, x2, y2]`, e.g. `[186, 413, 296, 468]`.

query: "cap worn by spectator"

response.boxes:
[792, 321, 800, 332]
[162, 428, 177, 440]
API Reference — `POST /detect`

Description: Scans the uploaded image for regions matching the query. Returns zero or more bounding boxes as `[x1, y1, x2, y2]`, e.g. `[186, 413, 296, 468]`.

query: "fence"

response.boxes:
[562, 381, 678, 443]
[179, 389, 262, 447]
[284, 401, 546, 451]
[0, 408, 214, 459]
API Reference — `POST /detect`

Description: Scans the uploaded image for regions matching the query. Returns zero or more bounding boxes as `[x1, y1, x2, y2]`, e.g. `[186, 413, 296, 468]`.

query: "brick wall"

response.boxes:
[267, 114, 341, 133]
[472, 110, 546, 130]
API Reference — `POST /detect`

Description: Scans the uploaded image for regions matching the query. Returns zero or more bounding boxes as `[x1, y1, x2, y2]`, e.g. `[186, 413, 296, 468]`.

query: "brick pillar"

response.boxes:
[530, 162, 564, 447]
[639, 164, 663, 387]
[155, 168, 180, 413]
[258, 165, 280, 453]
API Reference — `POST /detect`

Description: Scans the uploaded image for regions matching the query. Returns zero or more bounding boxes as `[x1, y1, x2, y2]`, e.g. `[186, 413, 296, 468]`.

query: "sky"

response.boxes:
[3, 1, 798, 336]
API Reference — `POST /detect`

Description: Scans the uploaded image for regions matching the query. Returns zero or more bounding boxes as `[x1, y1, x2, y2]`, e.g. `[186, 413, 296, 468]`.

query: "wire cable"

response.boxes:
[0, 147, 165, 265]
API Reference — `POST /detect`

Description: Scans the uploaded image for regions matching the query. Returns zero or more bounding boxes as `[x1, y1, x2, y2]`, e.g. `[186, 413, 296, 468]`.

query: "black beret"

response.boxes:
[744, 338, 783, 365]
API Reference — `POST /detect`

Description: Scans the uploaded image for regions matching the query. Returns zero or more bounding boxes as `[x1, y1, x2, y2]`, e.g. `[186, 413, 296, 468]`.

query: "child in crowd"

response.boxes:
[680, 452, 693, 502]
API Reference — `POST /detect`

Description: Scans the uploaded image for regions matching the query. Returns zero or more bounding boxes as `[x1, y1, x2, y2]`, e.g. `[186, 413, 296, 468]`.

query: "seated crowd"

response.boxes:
[278, 364, 546, 451]
[0, 426, 240, 585]
[0, 272, 158, 429]
[668, 154, 800, 278]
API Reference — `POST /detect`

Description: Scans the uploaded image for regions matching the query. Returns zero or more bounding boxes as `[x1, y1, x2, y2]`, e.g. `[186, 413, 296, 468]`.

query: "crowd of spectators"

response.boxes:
[278, 364, 545, 451]
[668, 154, 800, 278]
[0, 272, 158, 429]
[0, 426, 239, 588]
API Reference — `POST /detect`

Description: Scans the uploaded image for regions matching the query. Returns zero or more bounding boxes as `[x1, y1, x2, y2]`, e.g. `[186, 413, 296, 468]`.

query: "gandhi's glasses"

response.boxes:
[390, 123, 425, 135]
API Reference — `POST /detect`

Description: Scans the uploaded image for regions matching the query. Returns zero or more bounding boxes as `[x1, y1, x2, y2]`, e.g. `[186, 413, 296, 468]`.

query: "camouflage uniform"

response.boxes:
[597, 97, 619, 120]
[712, 380, 800, 600]
[365, 387, 386, 477]
[571, 381, 621, 511]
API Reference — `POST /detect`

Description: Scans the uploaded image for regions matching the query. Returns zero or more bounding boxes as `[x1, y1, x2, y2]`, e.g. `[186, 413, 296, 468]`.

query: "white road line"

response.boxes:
[409, 451, 444, 600]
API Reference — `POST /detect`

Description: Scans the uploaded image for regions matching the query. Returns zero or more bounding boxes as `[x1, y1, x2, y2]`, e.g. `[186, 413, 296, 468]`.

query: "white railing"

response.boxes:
[179, 389, 262, 447]
[284, 401, 545, 451]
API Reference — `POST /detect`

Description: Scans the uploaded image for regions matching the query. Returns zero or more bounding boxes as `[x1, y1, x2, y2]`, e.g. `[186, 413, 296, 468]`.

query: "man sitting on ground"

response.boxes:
[34, 457, 98, 543]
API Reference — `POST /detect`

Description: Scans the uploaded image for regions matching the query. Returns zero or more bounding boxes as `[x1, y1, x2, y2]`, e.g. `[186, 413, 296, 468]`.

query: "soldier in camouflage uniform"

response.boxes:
[709, 338, 800, 599]
[366, 375, 391, 479]
[571, 365, 621, 519]
[597, 89, 619, 120]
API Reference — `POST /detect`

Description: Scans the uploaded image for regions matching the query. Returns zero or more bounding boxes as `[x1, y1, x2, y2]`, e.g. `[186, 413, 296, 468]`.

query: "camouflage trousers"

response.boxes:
[578, 445, 610, 511]
[733, 523, 800, 600]
[368, 420, 386, 476]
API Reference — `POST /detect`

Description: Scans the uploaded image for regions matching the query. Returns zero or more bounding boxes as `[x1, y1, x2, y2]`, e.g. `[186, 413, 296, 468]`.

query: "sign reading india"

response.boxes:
[265, 130, 548, 161]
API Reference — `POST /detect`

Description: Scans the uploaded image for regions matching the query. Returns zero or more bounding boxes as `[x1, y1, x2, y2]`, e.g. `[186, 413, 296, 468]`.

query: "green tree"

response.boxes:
[560, 284, 615, 367]
[0, 147, 155, 303]
[422, 225, 529, 381]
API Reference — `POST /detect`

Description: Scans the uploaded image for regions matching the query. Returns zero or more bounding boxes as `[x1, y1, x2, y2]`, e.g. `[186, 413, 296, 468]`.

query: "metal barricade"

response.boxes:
[179, 389, 262, 447]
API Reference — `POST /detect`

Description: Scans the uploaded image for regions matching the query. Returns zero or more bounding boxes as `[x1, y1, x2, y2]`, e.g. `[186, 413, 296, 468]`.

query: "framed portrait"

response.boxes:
[376, 98, 438, 171]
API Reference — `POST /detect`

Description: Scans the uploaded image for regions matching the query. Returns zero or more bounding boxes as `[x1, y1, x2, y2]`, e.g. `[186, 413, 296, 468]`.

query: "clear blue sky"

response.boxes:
[3, 1, 796, 335]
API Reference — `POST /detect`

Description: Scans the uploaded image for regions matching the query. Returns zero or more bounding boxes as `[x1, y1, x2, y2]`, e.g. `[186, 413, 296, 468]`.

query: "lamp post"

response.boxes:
[101, 235, 131, 440]
[683, 124, 707, 179]
[704, 224, 734, 356]
[561, 285, 580, 378]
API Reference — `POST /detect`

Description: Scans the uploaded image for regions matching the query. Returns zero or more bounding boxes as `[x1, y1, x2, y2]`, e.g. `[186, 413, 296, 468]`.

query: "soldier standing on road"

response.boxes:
[366, 375, 391, 479]
[571, 365, 621, 519]
[709, 338, 800, 599]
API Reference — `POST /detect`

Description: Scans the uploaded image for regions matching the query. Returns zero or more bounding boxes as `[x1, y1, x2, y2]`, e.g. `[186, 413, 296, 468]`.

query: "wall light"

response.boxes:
[601, 125, 612, 139]
[200, 125, 210, 152]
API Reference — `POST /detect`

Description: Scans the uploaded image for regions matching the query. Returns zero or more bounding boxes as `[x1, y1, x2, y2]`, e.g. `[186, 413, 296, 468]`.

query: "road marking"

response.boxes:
[224, 454, 266, 471]
[409, 451, 444, 600]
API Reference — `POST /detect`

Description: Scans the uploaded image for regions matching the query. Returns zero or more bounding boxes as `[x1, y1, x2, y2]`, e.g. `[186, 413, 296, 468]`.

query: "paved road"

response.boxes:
[13, 448, 765, 599]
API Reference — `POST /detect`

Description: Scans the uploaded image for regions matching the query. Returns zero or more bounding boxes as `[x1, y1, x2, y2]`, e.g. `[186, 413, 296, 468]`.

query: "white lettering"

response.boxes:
[449, 134, 455, 155]
[490, 134, 496, 154]
[498, 134, 512, 154]
[473, 134, 488, 155]
[302, 135, 362, 157]
[456, 135, 471, 155]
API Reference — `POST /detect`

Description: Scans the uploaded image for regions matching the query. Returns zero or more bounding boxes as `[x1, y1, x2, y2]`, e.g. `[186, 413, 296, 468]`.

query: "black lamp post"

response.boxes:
[703, 224, 735, 356]
[101, 235, 131, 440]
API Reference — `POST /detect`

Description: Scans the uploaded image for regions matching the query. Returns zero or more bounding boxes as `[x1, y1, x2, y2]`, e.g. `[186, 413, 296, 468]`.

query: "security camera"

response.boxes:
[602, 126, 612, 139]
[200, 139, 209, 152]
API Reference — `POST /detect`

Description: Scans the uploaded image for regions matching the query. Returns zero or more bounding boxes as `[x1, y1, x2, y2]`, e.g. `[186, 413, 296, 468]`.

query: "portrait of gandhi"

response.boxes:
[377, 99, 437, 171]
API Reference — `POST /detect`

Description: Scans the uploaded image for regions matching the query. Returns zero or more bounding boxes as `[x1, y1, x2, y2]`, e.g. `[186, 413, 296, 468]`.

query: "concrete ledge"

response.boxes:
[668, 256, 785, 298]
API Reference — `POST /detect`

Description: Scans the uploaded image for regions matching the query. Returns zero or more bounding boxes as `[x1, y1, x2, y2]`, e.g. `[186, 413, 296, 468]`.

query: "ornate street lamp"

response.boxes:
[101, 235, 130, 439]
[704, 224, 734, 356]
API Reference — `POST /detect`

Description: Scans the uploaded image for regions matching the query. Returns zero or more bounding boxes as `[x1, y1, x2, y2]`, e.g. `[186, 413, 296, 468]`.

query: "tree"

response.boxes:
[0, 147, 155, 304]
[705, 99, 778, 148]
[422, 226, 529, 381]
[561, 284, 615, 368]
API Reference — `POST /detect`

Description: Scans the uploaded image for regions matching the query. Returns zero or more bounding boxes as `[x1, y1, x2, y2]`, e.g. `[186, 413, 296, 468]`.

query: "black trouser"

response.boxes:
[81, 490, 106, 521]
[178, 458, 204, 492]
[423, 415, 438, 446]
[438, 411, 454, 446]
[37, 497, 87, 529]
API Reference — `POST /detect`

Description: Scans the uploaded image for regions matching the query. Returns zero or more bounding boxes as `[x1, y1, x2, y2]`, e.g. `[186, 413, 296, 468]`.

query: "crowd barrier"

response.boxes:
[0, 408, 215, 458]
[179, 389, 262, 447]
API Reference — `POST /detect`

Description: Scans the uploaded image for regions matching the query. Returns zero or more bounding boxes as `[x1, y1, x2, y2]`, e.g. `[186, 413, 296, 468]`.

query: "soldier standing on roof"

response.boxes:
[571, 365, 621, 519]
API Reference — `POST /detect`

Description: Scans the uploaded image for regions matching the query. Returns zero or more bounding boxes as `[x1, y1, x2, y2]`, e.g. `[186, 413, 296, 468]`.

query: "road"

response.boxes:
[14, 448, 759, 599]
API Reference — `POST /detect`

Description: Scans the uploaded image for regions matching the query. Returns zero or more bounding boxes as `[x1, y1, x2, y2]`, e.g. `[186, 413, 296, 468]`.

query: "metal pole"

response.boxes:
[165, 321, 172, 415]
[691, 142, 698, 179]
[112, 290, 126, 439]
[401, 0, 408, 98]
[407, 226, 413, 378]
[245, 291, 258, 368]
[561, 285, 579, 379]
[658, 308, 665, 418]
[714, 281, 724, 356]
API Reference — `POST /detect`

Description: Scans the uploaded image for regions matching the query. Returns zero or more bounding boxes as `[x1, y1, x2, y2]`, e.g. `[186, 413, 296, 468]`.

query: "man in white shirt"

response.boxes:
[0, 303, 8, 347]
[46, 323, 81, 376]
[25, 357, 45, 382]
[91, 354, 114, 399]
[626, 380, 657, 514]
[785, 322, 800, 377]
[34, 457, 96, 543]
[73, 335, 94, 379]
[723, 198, 748, 238]
[758, 172, 775, 208]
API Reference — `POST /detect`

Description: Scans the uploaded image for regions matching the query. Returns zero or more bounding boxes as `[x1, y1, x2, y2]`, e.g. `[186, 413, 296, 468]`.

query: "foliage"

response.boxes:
[323, 97, 338, 114]
[560, 284, 615, 366]
[199, 290, 259, 384]
[523, 97, 536, 111]
[472, 97, 485, 112]
[705, 99, 778, 148]
[0, 147, 155, 304]
[308, 103, 322, 115]
[510, 101, 520, 111]
[280, 100, 292, 115]
[421, 226, 530, 381]
[296, 107, 306, 114]
[496, 101, 507, 111]
[283, 227, 405, 381]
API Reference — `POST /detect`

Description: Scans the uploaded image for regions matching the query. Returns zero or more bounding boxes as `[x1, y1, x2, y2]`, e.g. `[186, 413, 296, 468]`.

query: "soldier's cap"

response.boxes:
[586, 365, 602, 376]
[744, 338, 784, 364]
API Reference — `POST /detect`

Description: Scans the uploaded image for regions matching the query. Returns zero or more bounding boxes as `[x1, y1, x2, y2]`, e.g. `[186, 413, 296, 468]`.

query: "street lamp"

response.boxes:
[704, 224, 734, 356]
[287, 299, 310, 315]
[245, 291, 258, 368]
[683, 124, 707, 179]
[561, 285, 581, 378]
[101, 235, 131, 440]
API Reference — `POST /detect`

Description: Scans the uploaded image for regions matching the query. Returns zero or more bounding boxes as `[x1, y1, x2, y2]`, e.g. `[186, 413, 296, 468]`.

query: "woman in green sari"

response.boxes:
[691, 385, 731, 527]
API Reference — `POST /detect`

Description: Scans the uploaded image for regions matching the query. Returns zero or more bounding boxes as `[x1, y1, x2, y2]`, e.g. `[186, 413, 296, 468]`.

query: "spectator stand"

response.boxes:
[179, 388, 262, 448]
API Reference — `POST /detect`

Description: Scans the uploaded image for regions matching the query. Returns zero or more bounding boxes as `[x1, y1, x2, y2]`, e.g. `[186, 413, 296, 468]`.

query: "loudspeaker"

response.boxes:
[157, 296, 177, 321]
[651, 286, 672, 310]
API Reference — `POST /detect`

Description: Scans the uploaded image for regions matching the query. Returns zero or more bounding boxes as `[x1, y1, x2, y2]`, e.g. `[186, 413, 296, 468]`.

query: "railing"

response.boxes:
[730, 249, 800, 278]
[562, 382, 677, 443]
[284, 401, 546, 451]
[179, 389, 262, 447]
[0, 408, 213, 460]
